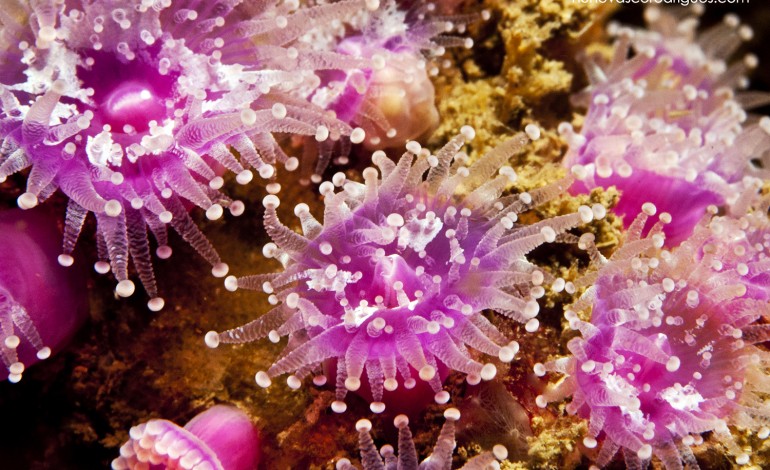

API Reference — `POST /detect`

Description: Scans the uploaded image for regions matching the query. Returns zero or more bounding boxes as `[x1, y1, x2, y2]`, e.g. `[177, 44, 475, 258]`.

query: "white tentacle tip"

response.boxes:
[147, 297, 165, 311]
[17, 192, 38, 209]
[350, 127, 366, 144]
[637, 444, 653, 460]
[205, 204, 224, 220]
[224, 275, 238, 292]
[384, 378, 398, 391]
[525, 123, 541, 140]
[240, 108, 257, 126]
[312, 375, 327, 387]
[498, 345, 517, 362]
[492, 444, 508, 461]
[369, 402, 386, 414]
[211, 263, 229, 278]
[159, 211, 173, 223]
[355, 419, 372, 432]
[263, 194, 280, 209]
[418, 365, 436, 381]
[344, 377, 361, 391]
[287, 375, 302, 390]
[460, 125, 475, 140]
[434, 390, 450, 404]
[258, 165, 275, 179]
[156, 245, 172, 259]
[204, 331, 220, 348]
[394, 414, 409, 428]
[104, 200, 122, 217]
[94, 261, 110, 274]
[236, 170, 253, 185]
[642, 202, 657, 216]
[37, 347, 52, 360]
[57, 254, 74, 267]
[480, 363, 497, 381]
[443, 407, 461, 421]
[525, 318, 540, 332]
[115, 280, 135, 298]
[255, 371, 272, 388]
[229, 200, 245, 217]
[209, 176, 224, 189]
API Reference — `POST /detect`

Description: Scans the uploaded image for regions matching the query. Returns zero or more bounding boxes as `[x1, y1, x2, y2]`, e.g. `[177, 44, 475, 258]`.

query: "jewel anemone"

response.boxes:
[206, 126, 604, 414]
[536, 206, 770, 468]
[0, 0, 379, 309]
[562, 6, 770, 246]
[311, 0, 484, 149]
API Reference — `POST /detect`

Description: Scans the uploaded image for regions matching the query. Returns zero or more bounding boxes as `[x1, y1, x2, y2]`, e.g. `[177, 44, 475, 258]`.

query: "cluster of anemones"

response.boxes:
[536, 205, 770, 468]
[206, 127, 603, 413]
[561, 5, 770, 245]
[0, 0, 384, 309]
[2, 1, 767, 469]
[0, 0, 488, 309]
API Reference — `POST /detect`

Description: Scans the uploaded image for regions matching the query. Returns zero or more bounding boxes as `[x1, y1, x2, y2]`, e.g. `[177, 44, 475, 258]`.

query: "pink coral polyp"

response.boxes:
[207, 128, 602, 413]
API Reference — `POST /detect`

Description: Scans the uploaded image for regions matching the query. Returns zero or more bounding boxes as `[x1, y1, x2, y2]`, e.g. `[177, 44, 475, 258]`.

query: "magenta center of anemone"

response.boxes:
[78, 50, 175, 135]
[102, 81, 166, 133]
[370, 254, 421, 308]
